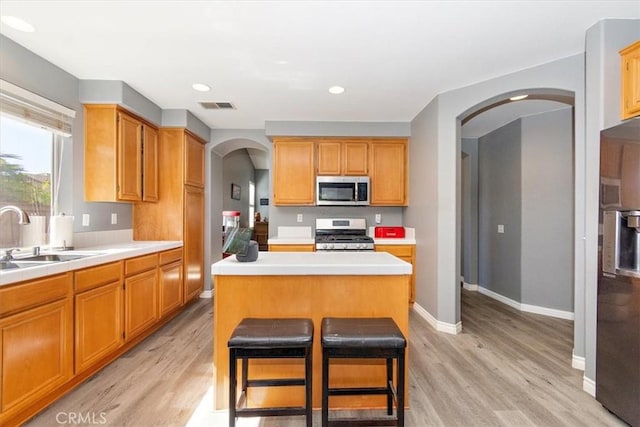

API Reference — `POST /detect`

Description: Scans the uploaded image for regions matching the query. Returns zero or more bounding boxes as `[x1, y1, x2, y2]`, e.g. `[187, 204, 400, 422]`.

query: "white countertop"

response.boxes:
[1, 241, 182, 286]
[211, 251, 412, 276]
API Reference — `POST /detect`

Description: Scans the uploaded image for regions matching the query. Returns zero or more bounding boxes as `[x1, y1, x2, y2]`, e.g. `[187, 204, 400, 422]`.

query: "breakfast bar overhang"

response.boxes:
[211, 251, 412, 410]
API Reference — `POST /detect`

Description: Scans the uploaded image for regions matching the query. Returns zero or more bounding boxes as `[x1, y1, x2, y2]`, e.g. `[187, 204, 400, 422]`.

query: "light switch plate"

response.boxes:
[375, 214, 382, 224]
[297, 214, 303, 223]
[82, 214, 90, 227]
[498, 224, 504, 233]
[111, 213, 117, 225]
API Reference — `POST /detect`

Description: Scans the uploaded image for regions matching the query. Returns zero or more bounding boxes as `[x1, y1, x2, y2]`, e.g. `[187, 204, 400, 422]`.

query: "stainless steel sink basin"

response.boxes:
[0, 260, 53, 270]
[17, 254, 89, 262]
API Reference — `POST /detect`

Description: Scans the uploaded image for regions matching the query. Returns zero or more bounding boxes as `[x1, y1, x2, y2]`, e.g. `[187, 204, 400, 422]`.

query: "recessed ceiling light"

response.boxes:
[192, 83, 211, 92]
[275, 60, 289, 65]
[1, 16, 35, 32]
[329, 86, 345, 95]
[509, 94, 528, 101]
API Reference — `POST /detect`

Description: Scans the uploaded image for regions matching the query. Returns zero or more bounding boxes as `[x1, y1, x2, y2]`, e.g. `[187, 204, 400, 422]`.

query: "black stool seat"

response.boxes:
[229, 318, 314, 348]
[321, 317, 406, 349]
[322, 317, 406, 427]
[228, 318, 314, 427]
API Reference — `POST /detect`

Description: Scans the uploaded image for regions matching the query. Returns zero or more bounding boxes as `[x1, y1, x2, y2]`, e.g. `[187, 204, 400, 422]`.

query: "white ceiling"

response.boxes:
[1, 1, 638, 137]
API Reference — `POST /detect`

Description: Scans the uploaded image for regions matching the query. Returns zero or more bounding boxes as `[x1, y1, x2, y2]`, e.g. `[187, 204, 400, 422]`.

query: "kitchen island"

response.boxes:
[211, 251, 412, 410]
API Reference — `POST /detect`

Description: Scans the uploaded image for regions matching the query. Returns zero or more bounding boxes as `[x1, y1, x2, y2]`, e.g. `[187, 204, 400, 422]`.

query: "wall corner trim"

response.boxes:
[572, 352, 586, 371]
[583, 375, 596, 397]
[200, 290, 214, 299]
[413, 303, 461, 335]
[477, 286, 575, 320]
[463, 282, 479, 291]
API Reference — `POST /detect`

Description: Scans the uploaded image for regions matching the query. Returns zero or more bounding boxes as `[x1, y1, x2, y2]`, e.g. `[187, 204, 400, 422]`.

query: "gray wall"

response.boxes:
[407, 53, 585, 337]
[461, 138, 479, 285]
[206, 151, 223, 291]
[222, 149, 256, 228]
[478, 120, 523, 302]
[255, 169, 270, 220]
[265, 121, 411, 137]
[0, 35, 132, 233]
[521, 108, 574, 311]
[584, 19, 640, 382]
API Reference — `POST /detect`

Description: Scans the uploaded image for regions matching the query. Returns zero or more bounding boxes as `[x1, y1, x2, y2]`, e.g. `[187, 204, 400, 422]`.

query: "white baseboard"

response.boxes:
[463, 282, 478, 291]
[583, 375, 596, 397]
[477, 286, 574, 320]
[413, 303, 462, 334]
[200, 289, 213, 299]
[571, 353, 585, 371]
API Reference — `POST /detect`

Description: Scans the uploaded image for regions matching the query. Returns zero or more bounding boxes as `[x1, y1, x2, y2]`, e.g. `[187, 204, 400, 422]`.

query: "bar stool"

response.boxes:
[228, 318, 314, 427]
[321, 317, 406, 427]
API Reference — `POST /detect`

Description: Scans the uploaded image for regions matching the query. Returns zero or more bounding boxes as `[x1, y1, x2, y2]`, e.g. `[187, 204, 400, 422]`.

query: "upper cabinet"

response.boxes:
[317, 139, 368, 176]
[272, 138, 316, 205]
[84, 105, 158, 202]
[369, 138, 409, 206]
[184, 132, 205, 188]
[620, 40, 640, 120]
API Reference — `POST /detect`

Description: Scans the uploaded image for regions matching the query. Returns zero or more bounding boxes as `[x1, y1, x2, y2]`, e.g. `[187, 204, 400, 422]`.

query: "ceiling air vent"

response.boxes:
[199, 101, 236, 110]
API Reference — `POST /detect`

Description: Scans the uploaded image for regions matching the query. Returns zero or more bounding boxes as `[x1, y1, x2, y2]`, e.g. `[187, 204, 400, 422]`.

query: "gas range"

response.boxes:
[315, 218, 374, 251]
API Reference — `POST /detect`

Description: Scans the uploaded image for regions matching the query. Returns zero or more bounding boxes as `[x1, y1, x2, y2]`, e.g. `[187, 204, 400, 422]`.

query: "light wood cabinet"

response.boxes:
[272, 138, 316, 205]
[75, 281, 124, 373]
[268, 244, 315, 252]
[124, 254, 159, 340]
[84, 105, 159, 202]
[159, 259, 183, 317]
[317, 139, 369, 176]
[375, 244, 416, 304]
[0, 275, 73, 421]
[133, 128, 206, 303]
[620, 40, 640, 120]
[370, 139, 408, 206]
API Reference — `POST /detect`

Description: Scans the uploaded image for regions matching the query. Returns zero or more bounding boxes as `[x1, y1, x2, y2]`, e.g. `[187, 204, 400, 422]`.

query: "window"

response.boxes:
[0, 79, 75, 248]
[249, 181, 255, 228]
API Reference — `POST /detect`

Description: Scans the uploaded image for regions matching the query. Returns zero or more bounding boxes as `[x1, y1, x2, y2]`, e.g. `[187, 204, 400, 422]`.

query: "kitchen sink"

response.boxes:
[17, 254, 89, 262]
[0, 260, 53, 270]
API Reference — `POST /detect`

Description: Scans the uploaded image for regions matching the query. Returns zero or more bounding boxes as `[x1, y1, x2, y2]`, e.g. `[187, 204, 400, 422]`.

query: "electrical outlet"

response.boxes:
[497, 224, 504, 233]
[375, 213, 382, 224]
[82, 214, 90, 227]
[111, 213, 117, 225]
[297, 214, 303, 223]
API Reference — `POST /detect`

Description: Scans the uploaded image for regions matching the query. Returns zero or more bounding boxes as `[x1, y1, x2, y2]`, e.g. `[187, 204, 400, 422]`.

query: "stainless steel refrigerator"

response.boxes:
[597, 118, 640, 427]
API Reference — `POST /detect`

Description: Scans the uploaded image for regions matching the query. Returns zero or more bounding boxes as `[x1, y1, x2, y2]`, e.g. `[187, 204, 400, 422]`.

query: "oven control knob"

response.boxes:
[341, 244, 347, 249]
[328, 244, 334, 249]
[322, 244, 328, 249]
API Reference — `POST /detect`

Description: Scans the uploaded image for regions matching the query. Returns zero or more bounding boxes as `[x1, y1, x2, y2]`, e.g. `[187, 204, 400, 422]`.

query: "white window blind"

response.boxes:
[0, 79, 76, 137]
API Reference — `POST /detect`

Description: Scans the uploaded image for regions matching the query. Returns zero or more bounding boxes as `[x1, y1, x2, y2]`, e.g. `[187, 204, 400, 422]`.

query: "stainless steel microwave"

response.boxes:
[316, 176, 370, 206]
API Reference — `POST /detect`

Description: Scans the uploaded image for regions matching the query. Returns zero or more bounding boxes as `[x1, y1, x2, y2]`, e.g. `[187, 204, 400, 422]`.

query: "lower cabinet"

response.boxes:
[75, 281, 124, 373]
[268, 244, 315, 252]
[375, 244, 416, 304]
[124, 269, 158, 340]
[0, 293, 73, 421]
[159, 261, 183, 317]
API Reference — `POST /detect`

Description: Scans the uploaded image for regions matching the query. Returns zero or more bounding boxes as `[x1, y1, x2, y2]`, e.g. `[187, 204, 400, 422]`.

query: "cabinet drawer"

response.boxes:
[0, 273, 72, 318]
[159, 248, 182, 265]
[125, 253, 158, 276]
[75, 261, 122, 293]
[375, 245, 414, 257]
[269, 244, 315, 252]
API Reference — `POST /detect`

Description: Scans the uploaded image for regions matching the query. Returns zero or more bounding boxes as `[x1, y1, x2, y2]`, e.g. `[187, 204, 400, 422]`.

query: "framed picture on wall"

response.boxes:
[231, 183, 241, 200]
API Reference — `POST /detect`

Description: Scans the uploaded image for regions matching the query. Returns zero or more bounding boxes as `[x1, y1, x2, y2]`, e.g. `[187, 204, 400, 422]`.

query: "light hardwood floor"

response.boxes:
[26, 290, 625, 426]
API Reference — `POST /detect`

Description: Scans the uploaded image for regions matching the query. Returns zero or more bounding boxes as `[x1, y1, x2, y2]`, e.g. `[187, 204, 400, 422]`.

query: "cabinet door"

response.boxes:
[159, 260, 183, 317]
[142, 124, 159, 202]
[184, 133, 205, 188]
[184, 185, 204, 302]
[342, 141, 369, 175]
[117, 112, 143, 201]
[124, 269, 158, 340]
[317, 141, 342, 175]
[375, 244, 415, 304]
[0, 298, 73, 415]
[621, 41, 640, 120]
[75, 281, 124, 373]
[273, 139, 316, 205]
[370, 139, 408, 206]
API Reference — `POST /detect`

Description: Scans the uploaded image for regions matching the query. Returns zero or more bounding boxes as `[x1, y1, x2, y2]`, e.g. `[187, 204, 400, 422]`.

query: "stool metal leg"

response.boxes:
[229, 349, 237, 427]
[322, 349, 329, 427]
[386, 358, 393, 416]
[305, 346, 313, 427]
[241, 358, 249, 395]
[397, 349, 405, 427]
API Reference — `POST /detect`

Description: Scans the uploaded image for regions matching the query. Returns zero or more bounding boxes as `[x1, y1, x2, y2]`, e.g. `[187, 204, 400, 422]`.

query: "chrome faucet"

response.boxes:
[0, 205, 31, 224]
[0, 206, 31, 261]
